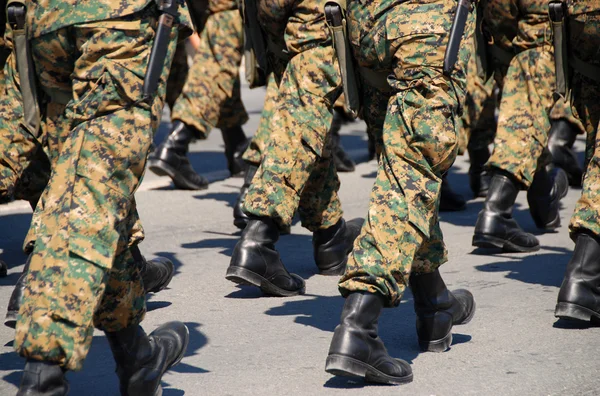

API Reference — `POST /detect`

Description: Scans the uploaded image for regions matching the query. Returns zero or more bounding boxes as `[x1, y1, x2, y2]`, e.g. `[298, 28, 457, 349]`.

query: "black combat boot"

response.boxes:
[148, 121, 209, 190]
[472, 172, 540, 252]
[548, 119, 583, 187]
[439, 174, 466, 212]
[226, 216, 305, 296]
[0, 259, 6, 277]
[330, 113, 356, 173]
[325, 292, 413, 385]
[106, 321, 189, 396]
[409, 270, 475, 352]
[5, 255, 31, 329]
[138, 255, 175, 294]
[221, 125, 249, 177]
[17, 360, 69, 396]
[555, 233, 600, 324]
[468, 146, 491, 198]
[527, 166, 569, 230]
[233, 163, 258, 230]
[313, 218, 363, 275]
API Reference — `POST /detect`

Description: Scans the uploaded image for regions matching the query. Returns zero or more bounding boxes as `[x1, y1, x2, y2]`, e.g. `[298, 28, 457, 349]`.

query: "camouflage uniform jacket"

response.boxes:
[24, 0, 193, 38]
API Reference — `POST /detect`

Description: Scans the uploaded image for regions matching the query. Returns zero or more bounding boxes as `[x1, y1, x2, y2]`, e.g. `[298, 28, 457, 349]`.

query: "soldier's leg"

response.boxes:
[15, 14, 185, 376]
[473, 44, 568, 253]
[227, 45, 352, 295]
[548, 98, 585, 187]
[149, 8, 247, 187]
[0, 51, 49, 207]
[327, 0, 475, 384]
[461, 50, 497, 197]
[165, 39, 190, 111]
[234, 75, 282, 230]
[555, 10, 600, 323]
[330, 98, 357, 173]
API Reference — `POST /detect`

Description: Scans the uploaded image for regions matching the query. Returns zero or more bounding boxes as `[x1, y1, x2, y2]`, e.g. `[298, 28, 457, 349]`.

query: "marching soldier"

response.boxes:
[8, 0, 193, 393]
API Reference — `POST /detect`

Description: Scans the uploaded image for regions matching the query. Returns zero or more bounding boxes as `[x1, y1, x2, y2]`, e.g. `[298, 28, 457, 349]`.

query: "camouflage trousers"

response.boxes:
[458, 44, 497, 155]
[242, 45, 344, 231]
[165, 39, 190, 111]
[564, 9, 600, 237]
[15, 12, 175, 371]
[0, 50, 51, 207]
[486, 45, 556, 187]
[338, 0, 474, 307]
[242, 74, 278, 166]
[170, 9, 247, 138]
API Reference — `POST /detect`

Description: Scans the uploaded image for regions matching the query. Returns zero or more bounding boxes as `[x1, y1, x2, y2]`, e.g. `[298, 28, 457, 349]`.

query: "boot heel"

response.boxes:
[325, 354, 367, 378]
[555, 302, 600, 323]
[473, 233, 540, 253]
[148, 159, 171, 177]
[226, 266, 305, 297]
[419, 332, 452, 353]
[225, 266, 261, 287]
[472, 233, 504, 249]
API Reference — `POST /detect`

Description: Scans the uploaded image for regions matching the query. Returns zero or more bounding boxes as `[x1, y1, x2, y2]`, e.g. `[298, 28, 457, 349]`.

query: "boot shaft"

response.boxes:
[338, 292, 384, 331]
[164, 121, 196, 154]
[409, 270, 453, 312]
[106, 325, 154, 372]
[241, 217, 280, 245]
[561, 234, 600, 288]
[18, 360, 69, 396]
[484, 172, 520, 216]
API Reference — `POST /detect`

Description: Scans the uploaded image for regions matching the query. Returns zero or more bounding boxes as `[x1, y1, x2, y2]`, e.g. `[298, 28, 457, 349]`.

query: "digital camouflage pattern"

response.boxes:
[170, 1, 248, 138]
[25, 0, 193, 38]
[242, 74, 279, 165]
[485, 0, 557, 188]
[15, 10, 176, 371]
[567, 4, 600, 237]
[0, 41, 51, 207]
[459, 38, 497, 155]
[241, 0, 345, 232]
[337, 0, 474, 307]
[242, 43, 344, 232]
[166, 39, 190, 111]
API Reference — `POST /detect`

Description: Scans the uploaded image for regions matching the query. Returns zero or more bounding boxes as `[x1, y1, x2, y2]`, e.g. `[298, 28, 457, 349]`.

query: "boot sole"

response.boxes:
[555, 302, 600, 324]
[225, 266, 305, 297]
[472, 234, 540, 253]
[419, 332, 453, 353]
[4, 310, 16, 329]
[148, 159, 208, 191]
[325, 355, 413, 385]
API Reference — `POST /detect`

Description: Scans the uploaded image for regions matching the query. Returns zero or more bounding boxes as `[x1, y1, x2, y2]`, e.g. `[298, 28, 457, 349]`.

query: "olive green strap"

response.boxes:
[8, 0, 41, 135]
[549, 1, 569, 97]
[324, 0, 360, 116]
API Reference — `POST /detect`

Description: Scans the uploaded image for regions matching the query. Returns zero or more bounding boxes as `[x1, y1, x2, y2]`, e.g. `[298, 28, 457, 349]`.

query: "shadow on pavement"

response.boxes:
[2, 321, 209, 395]
[475, 248, 572, 288]
[194, 192, 238, 209]
[262, 290, 476, 388]
[0, 213, 32, 284]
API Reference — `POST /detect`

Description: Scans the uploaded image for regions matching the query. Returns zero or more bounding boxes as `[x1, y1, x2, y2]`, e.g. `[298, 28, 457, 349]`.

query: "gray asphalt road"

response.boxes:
[1, 82, 598, 396]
